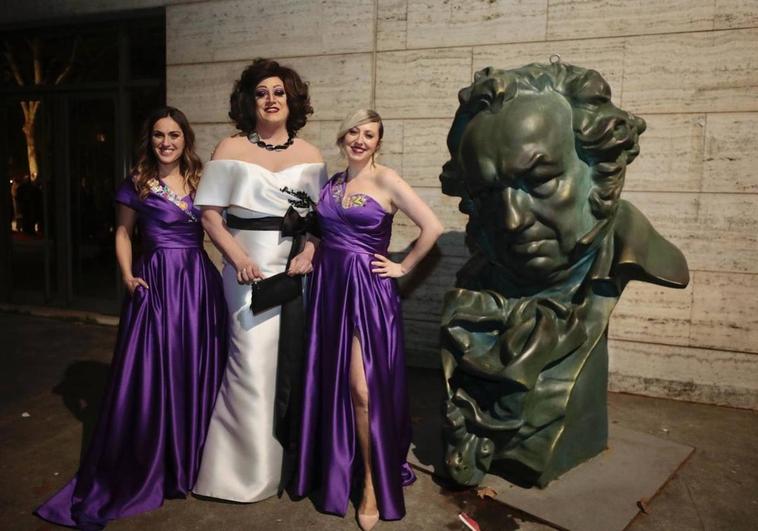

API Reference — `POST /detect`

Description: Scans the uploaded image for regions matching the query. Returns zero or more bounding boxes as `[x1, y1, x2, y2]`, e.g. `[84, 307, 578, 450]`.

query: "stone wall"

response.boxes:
[4, 0, 757, 409]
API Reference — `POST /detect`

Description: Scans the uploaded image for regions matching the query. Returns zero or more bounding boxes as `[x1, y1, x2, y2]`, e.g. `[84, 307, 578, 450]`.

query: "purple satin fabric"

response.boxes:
[295, 173, 416, 521]
[35, 179, 227, 529]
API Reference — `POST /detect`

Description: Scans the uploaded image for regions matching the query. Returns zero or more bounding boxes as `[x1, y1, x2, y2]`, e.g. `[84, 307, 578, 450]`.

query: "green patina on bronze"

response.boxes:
[439, 62, 689, 488]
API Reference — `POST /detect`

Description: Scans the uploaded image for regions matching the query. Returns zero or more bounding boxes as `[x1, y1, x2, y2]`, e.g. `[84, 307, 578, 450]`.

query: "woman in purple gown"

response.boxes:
[35, 106, 227, 529]
[295, 110, 443, 530]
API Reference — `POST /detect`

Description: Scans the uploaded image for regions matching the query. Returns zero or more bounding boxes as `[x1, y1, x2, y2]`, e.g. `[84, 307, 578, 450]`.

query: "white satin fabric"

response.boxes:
[192, 160, 326, 502]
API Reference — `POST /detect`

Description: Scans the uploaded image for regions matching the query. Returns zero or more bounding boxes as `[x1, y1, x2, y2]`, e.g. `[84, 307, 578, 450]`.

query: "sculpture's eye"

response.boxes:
[524, 169, 560, 198]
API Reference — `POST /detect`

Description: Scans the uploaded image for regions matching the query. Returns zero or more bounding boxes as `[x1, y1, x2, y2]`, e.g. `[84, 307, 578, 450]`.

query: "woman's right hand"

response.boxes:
[124, 276, 149, 295]
[234, 257, 263, 284]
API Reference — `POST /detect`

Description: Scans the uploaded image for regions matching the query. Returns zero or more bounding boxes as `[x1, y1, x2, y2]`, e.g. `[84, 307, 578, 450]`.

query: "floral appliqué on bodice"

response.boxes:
[147, 178, 197, 221]
[332, 173, 368, 209]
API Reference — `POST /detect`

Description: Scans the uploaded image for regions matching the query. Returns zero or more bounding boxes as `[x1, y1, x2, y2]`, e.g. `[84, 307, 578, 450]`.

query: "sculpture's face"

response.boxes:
[460, 91, 596, 283]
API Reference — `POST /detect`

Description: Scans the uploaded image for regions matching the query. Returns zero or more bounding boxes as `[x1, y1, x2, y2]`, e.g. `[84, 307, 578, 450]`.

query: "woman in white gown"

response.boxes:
[193, 58, 326, 502]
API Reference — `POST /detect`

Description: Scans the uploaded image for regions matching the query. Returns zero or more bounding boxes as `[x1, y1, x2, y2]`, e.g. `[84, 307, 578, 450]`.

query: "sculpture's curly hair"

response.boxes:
[130, 106, 202, 200]
[440, 62, 646, 221]
[229, 58, 313, 136]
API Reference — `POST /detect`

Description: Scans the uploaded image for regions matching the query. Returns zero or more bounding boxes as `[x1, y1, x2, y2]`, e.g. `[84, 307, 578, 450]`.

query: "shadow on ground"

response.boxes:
[53, 360, 110, 461]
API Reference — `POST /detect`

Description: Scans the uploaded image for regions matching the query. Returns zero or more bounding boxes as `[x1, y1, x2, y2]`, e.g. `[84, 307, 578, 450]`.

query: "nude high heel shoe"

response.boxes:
[357, 511, 379, 531]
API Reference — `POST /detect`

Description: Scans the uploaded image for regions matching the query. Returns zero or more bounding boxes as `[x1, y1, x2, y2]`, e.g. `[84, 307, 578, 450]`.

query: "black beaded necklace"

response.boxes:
[247, 131, 294, 151]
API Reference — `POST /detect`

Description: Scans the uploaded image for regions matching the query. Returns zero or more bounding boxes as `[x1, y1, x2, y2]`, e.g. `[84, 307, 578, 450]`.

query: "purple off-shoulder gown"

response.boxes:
[35, 179, 227, 529]
[295, 172, 416, 521]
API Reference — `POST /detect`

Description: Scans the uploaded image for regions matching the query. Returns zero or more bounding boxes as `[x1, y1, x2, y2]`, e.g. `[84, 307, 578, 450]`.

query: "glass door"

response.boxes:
[68, 94, 120, 312]
[3, 96, 57, 305]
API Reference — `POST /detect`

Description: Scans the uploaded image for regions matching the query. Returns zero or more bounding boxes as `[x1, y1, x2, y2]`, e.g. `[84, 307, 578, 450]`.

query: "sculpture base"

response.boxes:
[410, 421, 693, 531]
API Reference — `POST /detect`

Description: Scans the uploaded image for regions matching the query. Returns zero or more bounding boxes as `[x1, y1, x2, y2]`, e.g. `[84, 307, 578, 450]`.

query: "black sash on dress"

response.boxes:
[226, 207, 315, 495]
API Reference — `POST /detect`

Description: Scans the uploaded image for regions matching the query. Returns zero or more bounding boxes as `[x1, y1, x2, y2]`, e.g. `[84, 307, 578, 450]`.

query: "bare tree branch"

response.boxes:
[53, 36, 80, 85]
[29, 37, 42, 85]
[3, 41, 25, 86]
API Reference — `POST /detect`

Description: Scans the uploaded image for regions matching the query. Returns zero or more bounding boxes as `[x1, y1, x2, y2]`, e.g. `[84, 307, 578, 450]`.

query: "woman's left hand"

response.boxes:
[287, 251, 313, 276]
[371, 254, 405, 278]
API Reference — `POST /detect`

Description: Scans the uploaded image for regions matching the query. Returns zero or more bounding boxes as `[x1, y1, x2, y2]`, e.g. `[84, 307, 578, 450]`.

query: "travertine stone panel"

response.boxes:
[390, 192, 466, 251]
[623, 29, 758, 113]
[377, 0, 408, 51]
[168, 54, 373, 123]
[375, 49, 473, 119]
[621, 191, 699, 268]
[623, 191, 758, 275]
[167, 0, 374, 64]
[403, 318, 441, 368]
[402, 119, 451, 188]
[404, 0, 547, 49]
[690, 271, 758, 353]
[401, 251, 468, 323]
[299, 120, 342, 174]
[168, 62, 243, 124]
[281, 55, 374, 121]
[609, 339, 758, 409]
[193, 122, 237, 161]
[715, 0, 758, 29]
[203, 239, 224, 271]
[473, 38, 625, 98]
[377, 119, 405, 176]
[547, 0, 714, 41]
[690, 192, 758, 274]
[625, 114, 705, 193]
[297, 121, 323, 149]
[610, 281, 693, 347]
[703, 112, 758, 193]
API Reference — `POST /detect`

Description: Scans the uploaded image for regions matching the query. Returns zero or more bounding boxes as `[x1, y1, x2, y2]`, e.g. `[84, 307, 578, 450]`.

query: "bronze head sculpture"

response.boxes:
[439, 62, 689, 487]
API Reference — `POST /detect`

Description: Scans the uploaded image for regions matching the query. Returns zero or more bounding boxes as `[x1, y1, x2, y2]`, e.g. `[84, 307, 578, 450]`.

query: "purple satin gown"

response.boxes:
[35, 179, 227, 529]
[295, 172, 416, 521]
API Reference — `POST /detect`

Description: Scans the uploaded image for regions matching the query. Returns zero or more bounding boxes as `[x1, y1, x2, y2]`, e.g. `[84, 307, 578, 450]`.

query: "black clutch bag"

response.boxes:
[249, 272, 303, 314]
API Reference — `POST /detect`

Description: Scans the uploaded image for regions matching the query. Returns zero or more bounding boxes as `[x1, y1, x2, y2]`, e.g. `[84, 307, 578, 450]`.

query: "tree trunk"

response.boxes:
[21, 100, 40, 181]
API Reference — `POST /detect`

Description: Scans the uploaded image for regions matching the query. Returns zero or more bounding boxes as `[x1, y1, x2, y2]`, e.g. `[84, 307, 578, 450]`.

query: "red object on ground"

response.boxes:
[458, 512, 481, 531]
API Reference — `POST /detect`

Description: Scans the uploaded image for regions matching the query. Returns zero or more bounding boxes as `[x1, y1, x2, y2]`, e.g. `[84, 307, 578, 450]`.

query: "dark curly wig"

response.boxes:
[441, 62, 646, 221]
[228, 58, 313, 136]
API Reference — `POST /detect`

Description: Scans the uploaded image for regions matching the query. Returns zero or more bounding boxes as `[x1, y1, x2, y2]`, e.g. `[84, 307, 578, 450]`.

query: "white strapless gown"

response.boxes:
[192, 160, 327, 502]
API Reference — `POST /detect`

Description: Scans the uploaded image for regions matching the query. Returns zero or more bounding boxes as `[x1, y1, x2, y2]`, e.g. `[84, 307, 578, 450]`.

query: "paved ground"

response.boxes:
[1, 311, 757, 531]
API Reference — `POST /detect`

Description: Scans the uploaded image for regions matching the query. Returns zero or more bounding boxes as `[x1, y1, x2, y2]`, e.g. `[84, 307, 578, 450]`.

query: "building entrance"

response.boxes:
[0, 11, 165, 314]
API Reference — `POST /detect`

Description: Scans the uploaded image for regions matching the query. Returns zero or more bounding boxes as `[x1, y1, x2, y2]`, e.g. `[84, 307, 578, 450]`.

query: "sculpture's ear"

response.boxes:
[440, 106, 476, 200]
[611, 200, 690, 291]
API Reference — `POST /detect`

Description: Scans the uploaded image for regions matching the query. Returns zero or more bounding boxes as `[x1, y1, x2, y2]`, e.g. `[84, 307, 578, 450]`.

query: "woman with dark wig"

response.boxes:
[192, 58, 326, 502]
[35, 106, 228, 529]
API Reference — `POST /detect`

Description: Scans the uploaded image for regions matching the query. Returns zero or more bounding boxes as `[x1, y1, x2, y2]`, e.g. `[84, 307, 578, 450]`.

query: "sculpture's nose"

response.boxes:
[502, 187, 533, 232]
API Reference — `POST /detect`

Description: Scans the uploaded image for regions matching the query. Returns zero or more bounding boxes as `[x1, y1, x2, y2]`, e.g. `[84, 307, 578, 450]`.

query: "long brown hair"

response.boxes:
[130, 106, 203, 199]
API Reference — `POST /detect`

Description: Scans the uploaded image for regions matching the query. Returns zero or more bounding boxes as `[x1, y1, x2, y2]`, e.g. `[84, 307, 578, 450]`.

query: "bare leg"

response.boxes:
[349, 333, 378, 520]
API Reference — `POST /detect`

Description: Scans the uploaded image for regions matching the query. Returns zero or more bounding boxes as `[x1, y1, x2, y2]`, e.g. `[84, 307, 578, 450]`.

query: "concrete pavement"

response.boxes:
[1, 311, 756, 530]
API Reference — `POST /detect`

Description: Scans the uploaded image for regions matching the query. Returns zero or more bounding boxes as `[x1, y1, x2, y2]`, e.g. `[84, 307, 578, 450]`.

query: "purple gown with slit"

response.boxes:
[295, 172, 416, 521]
[35, 178, 227, 529]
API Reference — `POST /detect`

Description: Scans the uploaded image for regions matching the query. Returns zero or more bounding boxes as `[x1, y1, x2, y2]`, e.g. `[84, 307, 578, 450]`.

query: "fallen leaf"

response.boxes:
[637, 497, 650, 514]
[475, 486, 497, 500]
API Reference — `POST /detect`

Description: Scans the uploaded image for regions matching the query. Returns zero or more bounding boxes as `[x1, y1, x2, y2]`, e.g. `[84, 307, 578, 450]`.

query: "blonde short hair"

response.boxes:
[336, 109, 384, 157]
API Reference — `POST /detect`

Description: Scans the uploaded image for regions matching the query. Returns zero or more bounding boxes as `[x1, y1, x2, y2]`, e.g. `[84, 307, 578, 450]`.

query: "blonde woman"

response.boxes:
[295, 110, 443, 529]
